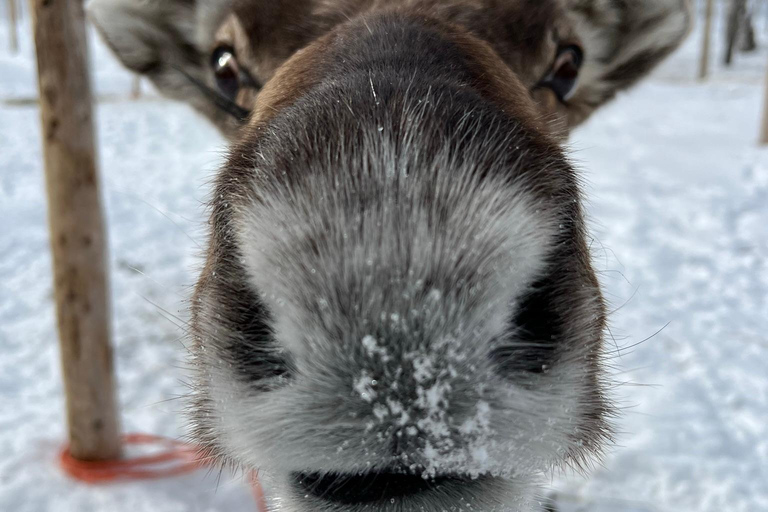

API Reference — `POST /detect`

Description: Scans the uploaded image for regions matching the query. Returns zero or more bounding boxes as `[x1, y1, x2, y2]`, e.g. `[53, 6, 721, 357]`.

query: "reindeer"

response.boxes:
[88, 1, 691, 510]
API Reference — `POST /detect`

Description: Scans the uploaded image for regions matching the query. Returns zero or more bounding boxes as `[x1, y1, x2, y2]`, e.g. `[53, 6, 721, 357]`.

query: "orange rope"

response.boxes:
[59, 434, 200, 483]
[250, 471, 268, 511]
[59, 433, 268, 512]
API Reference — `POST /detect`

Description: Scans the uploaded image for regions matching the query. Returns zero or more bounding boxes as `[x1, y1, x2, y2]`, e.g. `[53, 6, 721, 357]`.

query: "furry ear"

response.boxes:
[87, 0, 200, 75]
[564, 0, 692, 125]
[87, 0, 240, 132]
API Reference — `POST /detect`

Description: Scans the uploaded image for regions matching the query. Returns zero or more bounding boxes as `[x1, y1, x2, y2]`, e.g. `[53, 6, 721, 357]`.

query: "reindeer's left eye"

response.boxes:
[211, 45, 240, 100]
[542, 45, 583, 102]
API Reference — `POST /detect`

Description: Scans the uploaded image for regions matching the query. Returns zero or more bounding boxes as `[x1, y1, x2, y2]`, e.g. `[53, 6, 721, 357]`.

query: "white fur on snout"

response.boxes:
[197, 153, 596, 482]
[235, 162, 555, 362]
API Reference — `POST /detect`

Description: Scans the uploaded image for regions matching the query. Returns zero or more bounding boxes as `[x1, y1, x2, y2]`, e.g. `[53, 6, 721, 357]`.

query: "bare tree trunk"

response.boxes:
[765, 0, 768, 33]
[739, 12, 757, 52]
[699, 0, 716, 80]
[725, 0, 747, 65]
[29, 0, 121, 461]
[131, 75, 141, 99]
[6, 0, 18, 53]
[759, 56, 768, 144]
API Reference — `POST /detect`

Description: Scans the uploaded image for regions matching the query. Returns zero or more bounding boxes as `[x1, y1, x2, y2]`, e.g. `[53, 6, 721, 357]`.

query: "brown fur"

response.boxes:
[89, 0, 691, 138]
[88, 1, 691, 509]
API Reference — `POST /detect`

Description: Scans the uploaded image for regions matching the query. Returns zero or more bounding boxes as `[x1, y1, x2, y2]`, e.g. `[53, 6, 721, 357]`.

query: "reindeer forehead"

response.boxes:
[216, 0, 568, 83]
[90, 0, 690, 139]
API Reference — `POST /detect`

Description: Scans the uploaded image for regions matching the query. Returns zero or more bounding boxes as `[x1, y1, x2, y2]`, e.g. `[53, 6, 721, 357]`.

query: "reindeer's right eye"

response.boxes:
[211, 45, 240, 100]
[541, 45, 583, 102]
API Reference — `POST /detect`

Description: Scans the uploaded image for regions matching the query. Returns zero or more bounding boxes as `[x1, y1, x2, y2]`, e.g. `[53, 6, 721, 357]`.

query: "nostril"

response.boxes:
[491, 277, 562, 375]
[293, 471, 465, 504]
[198, 259, 293, 389]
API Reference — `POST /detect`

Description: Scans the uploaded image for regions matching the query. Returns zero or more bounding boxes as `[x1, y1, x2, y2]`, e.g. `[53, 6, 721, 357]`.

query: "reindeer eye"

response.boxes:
[543, 45, 583, 102]
[211, 46, 240, 101]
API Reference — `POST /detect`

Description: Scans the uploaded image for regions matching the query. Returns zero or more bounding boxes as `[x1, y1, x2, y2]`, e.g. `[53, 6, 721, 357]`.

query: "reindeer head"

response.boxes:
[90, 1, 690, 510]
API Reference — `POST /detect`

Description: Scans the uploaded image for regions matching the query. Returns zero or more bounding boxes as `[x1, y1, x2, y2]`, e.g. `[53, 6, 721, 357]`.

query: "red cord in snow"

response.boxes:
[59, 433, 268, 512]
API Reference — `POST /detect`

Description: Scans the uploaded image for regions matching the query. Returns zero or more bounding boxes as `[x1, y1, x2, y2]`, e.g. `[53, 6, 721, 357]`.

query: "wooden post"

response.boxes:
[6, 0, 19, 53]
[29, 0, 121, 461]
[725, 0, 747, 66]
[759, 57, 768, 144]
[738, 12, 756, 53]
[699, 0, 715, 80]
[131, 75, 142, 99]
[763, 0, 768, 31]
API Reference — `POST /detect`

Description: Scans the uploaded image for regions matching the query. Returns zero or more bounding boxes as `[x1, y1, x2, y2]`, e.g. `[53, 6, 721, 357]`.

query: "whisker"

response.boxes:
[172, 65, 252, 123]
[608, 285, 640, 315]
[109, 186, 203, 250]
[125, 264, 186, 299]
[605, 325, 622, 359]
[612, 321, 672, 354]
[140, 295, 192, 330]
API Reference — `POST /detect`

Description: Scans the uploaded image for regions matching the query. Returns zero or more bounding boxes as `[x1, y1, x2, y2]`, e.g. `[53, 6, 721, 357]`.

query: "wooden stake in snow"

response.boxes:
[759, 58, 768, 145]
[6, 0, 19, 53]
[698, 0, 715, 80]
[131, 76, 142, 100]
[725, 0, 747, 66]
[29, 0, 121, 461]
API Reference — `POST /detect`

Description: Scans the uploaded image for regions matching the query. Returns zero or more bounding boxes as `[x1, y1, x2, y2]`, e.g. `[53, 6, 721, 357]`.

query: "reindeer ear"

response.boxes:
[87, 0, 242, 133]
[564, 0, 692, 126]
[87, 0, 201, 75]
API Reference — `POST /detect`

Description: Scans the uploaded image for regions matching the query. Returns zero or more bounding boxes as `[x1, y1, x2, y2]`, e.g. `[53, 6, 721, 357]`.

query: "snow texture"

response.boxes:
[1, 4, 766, 511]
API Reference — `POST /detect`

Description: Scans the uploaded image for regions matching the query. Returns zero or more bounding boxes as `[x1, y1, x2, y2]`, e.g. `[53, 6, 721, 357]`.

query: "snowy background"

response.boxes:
[1, 2, 766, 511]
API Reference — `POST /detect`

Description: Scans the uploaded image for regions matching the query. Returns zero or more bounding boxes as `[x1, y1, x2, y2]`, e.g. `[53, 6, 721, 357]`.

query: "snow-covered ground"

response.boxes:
[1, 5, 766, 512]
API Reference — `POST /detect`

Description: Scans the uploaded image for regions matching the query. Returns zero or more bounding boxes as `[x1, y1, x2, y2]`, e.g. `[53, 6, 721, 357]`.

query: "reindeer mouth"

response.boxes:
[293, 470, 474, 505]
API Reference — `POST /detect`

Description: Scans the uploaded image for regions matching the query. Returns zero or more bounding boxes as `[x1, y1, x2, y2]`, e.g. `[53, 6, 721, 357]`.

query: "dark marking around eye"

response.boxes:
[172, 64, 252, 123]
[603, 47, 670, 88]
